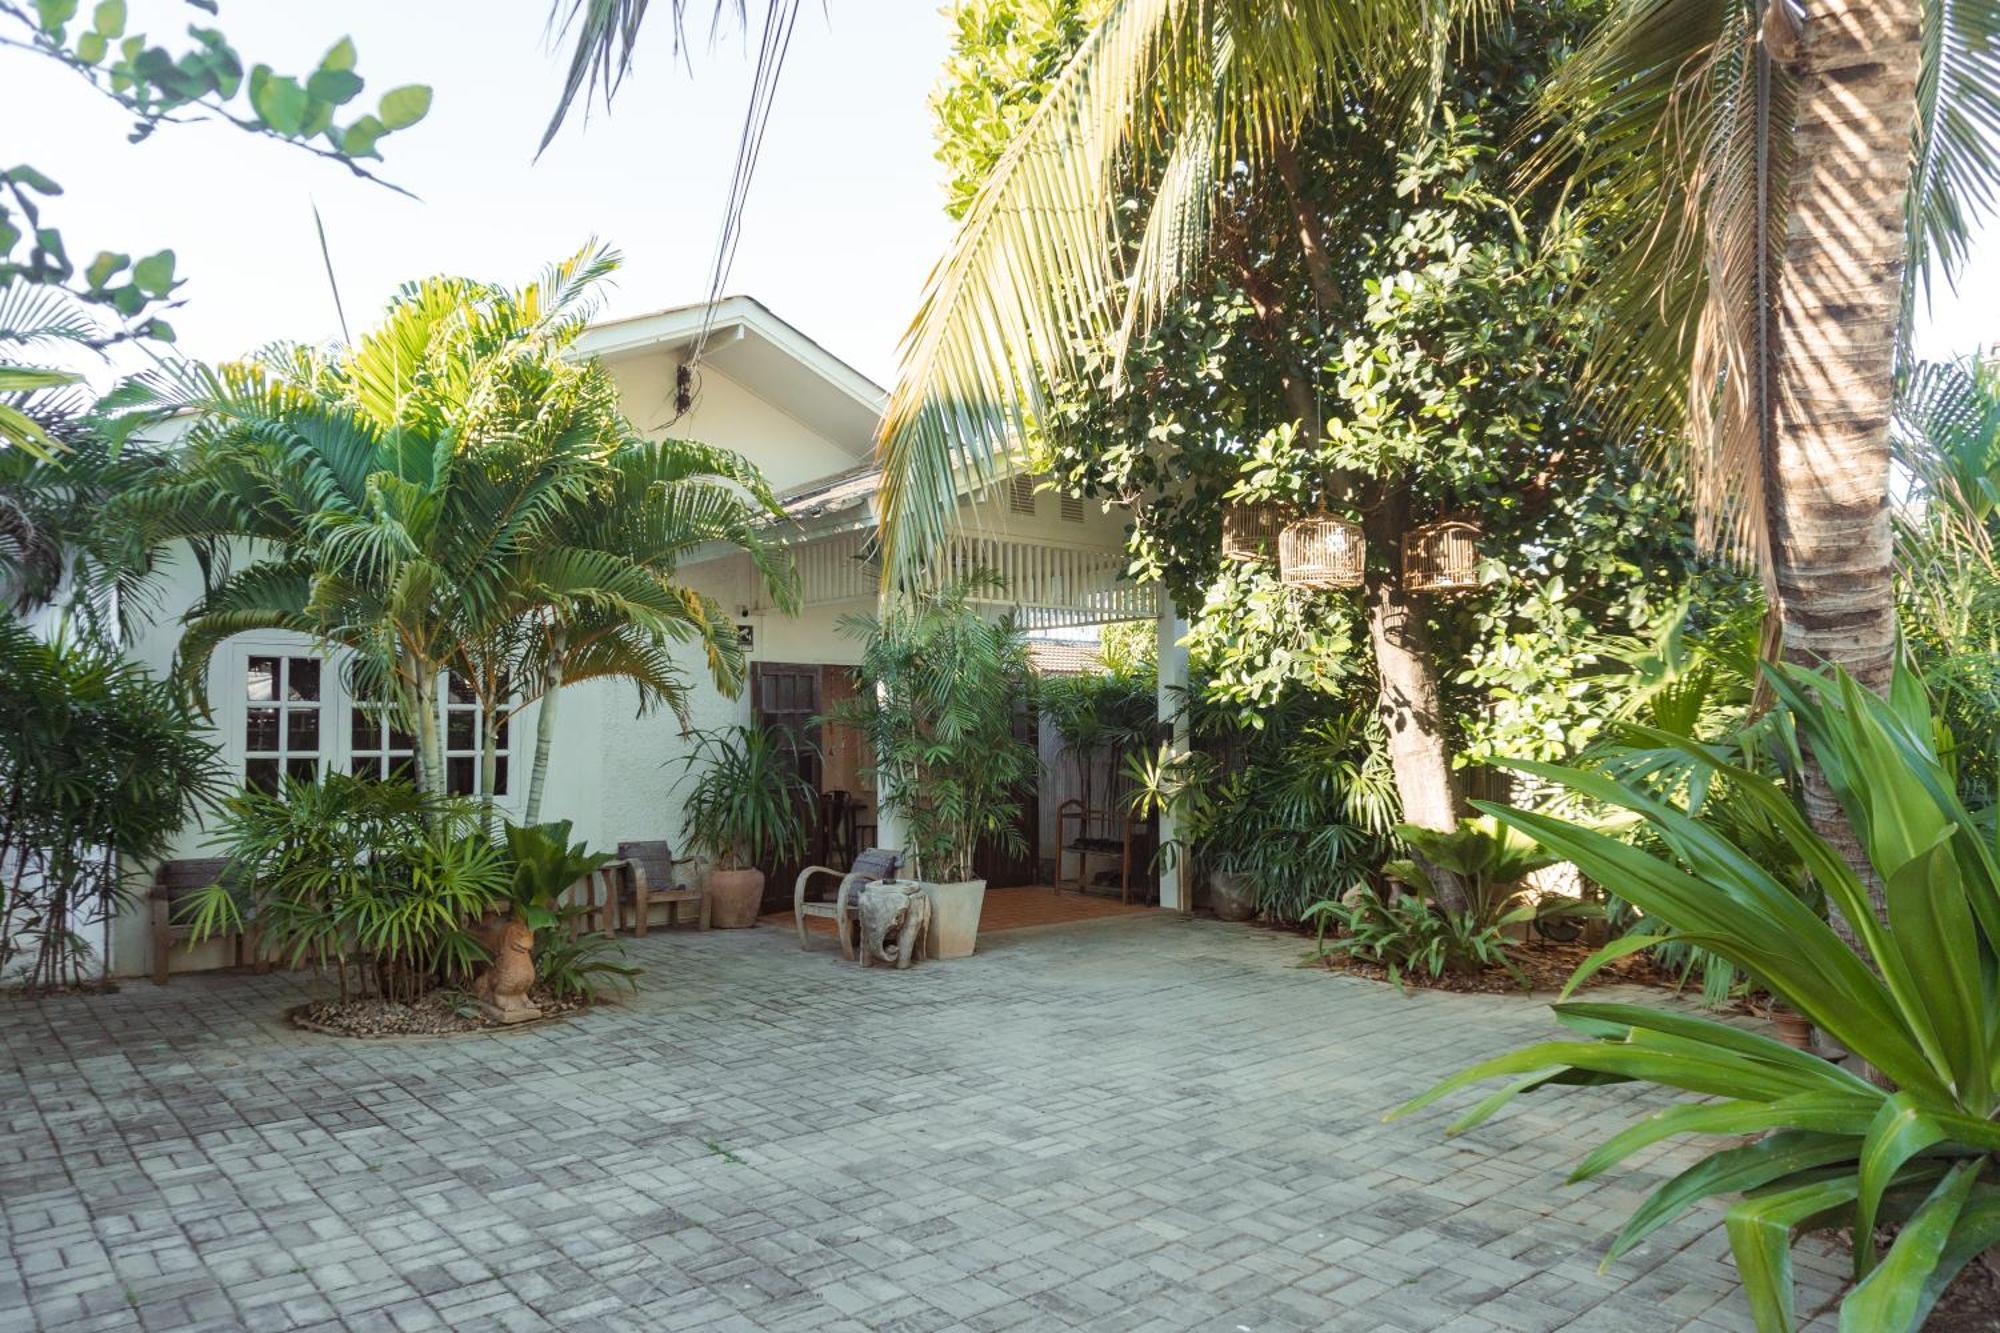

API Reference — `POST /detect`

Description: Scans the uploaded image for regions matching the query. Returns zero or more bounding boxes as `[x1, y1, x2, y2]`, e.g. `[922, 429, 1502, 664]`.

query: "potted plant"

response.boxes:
[673, 725, 815, 929]
[835, 576, 1035, 959]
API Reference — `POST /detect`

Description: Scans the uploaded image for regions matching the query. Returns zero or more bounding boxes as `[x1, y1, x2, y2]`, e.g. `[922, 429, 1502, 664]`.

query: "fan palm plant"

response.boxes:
[1396, 664, 2000, 1330]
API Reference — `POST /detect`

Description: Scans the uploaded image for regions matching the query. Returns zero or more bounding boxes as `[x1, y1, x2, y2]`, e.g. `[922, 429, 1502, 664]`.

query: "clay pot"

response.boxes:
[1209, 871, 1258, 922]
[1771, 1004, 1814, 1051]
[923, 878, 987, 959]
[705, 867, 765, 929]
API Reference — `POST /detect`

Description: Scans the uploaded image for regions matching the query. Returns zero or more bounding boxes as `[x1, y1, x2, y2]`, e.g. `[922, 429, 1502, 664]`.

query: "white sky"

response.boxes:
[3, 1, 958, 387]
[4, 0, 1992, 391]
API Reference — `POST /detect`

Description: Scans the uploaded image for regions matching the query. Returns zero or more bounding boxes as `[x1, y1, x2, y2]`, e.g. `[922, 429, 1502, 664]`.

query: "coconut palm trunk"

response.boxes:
[1768, 0, 1922, 921]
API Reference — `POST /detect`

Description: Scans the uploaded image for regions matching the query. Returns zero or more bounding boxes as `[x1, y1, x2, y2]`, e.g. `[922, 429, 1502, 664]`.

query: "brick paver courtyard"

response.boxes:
[0, 915, 1844, 1332]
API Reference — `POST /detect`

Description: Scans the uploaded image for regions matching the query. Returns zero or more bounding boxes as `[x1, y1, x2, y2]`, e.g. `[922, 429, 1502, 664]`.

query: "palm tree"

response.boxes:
[122, 246, 795, 805]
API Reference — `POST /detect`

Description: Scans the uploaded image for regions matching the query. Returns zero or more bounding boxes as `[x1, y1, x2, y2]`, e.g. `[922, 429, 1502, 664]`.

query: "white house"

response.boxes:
[114, 296, 1189, 978]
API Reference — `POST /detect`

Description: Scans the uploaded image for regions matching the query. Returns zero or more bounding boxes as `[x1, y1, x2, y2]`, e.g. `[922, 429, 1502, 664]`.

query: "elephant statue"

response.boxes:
[857, 883, 930, 970]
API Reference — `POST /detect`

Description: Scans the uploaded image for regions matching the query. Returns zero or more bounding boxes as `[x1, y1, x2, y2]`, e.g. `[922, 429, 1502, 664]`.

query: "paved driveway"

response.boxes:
[0, 915, 1843, 1331]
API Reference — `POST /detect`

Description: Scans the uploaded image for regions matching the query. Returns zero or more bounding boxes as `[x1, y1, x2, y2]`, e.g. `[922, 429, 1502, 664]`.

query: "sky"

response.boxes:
[4, 0, 1992, 393]
[3, 1, 960, 388]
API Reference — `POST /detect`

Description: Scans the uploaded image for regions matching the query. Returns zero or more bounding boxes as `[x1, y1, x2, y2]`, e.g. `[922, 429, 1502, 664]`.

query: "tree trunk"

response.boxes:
[1363, 492, 1470, 913]
[524, 659, 562, 826]
[410, 663, 444, 798]
[1770, 0, 1919, 929]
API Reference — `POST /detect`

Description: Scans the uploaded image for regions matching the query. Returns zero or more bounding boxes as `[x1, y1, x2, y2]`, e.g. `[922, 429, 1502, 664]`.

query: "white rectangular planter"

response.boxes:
[923, 878, 987, 959]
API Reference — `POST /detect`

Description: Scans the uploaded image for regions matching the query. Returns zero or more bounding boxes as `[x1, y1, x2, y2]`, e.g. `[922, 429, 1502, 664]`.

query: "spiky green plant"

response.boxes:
[1394, 664, 2000, 1331]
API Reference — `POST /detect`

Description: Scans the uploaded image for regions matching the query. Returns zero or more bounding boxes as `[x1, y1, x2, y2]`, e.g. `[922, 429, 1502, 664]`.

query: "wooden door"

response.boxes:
[751, 662, 823, 911]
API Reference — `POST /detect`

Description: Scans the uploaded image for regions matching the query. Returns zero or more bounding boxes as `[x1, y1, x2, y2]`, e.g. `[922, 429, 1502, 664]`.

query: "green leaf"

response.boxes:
[376, 85, 432, 131]
[307, 68, 364, 105]
[139, 317, 174, 342]
[1726, 1175, 1863, 1333]
[76, 30, 106, 64]
[340, 115, 386, 159]
[1609, 1133, 1862, 1262]
[1855, 1093, 1952, 1274]
[83, 249, 128, 289]
[1841, 1161, 1983, 1332]
[5, 165, 63, 196]
[248, 66, 309, 136]
[1569, 1093, 1879, 1184]
[132, 249, 175, 297]
[90, 0, 123, 37]
[33, 0, 77, 34]
[318, 35, 357, 72]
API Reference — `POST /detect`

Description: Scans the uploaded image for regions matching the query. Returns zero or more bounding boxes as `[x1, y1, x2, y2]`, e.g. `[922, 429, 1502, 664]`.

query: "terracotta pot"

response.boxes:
[1771, 1004, 1814, 1051]
[923, 878, 987, 959]
[1209, 871, 1258, 922]
[705, 867, 765, 929]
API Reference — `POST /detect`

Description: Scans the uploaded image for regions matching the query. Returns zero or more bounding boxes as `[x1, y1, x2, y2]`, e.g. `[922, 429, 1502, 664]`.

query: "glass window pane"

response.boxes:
[446, 756, 474, 795]
[388, 755, 417, 785]
[247, 657, 278, 702]
[245, 758, 280, 795]
[493, 757, 508, 797]
[286, 657, 320, 701]
[447, 711, 475, 750]
[287, 708, 320, 752]
[352, 708, 380, 751]
[495, 715, 510, 748]
[245, 707, 279, 752]
[351, 755, 382, 778]
[388, 722, 415, 752]
[286, 756, 317, 785]
[447, 672, 475, 705]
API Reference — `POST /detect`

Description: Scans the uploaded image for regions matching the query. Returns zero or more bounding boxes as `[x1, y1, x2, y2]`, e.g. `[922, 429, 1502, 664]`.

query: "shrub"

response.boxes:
[1307, 888, 1525, 989]
[0, 619, 225, 991]
[188, 775, 504, 1003]
[1396, 665, 2000, 1331]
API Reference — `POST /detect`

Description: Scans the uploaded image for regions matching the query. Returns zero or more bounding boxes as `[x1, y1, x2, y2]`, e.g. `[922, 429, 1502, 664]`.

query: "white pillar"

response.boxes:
[1156, 587, 1191, 912]
[869, 592, 908, 869]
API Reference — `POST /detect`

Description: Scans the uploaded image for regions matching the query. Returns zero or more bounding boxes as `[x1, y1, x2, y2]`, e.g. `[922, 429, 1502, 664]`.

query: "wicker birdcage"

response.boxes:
[1277, 514, 1366, 589]
[1220, 501, 1288, 561]
[1401, 519, 1484, 594]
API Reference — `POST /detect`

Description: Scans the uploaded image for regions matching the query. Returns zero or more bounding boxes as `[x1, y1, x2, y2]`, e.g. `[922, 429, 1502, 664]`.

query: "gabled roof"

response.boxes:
[577, 295, 887, 457]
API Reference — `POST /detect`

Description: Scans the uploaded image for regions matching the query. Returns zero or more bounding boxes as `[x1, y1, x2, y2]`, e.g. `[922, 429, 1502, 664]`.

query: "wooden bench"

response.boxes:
[794, 847, 900, 959]
[609, 841, 709, 935]
[150, 858, 262, 983]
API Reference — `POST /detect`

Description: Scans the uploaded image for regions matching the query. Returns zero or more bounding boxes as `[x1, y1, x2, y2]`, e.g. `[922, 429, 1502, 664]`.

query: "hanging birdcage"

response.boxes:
[1401, 519, 1484, 594]
[1220, 501, 1287, 561]
[1277, 514, 1366, 589]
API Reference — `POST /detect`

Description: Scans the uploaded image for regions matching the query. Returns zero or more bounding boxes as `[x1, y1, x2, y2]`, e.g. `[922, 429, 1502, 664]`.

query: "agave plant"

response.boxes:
[1392, 664, 2000, 1330]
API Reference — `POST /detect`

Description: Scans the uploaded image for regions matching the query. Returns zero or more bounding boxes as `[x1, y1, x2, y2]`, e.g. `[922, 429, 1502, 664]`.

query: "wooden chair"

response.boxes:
[793, 847, 900, 958]
[151, 858, 262, 984]
[610, 841, 709, 935]
[563, 864, 623, 936]
[1055, 800, 1152, 903]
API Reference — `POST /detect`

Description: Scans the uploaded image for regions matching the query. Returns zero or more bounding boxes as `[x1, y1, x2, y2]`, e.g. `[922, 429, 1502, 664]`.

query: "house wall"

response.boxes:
[603, 355, 864, 493]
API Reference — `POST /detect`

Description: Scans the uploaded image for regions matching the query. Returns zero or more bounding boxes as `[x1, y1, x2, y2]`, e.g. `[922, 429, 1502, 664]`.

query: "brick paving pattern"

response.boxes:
[0, 914, 1845, 1331]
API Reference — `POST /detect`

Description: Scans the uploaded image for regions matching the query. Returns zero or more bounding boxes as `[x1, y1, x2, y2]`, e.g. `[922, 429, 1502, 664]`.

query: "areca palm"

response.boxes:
[124, 246, 795, 805]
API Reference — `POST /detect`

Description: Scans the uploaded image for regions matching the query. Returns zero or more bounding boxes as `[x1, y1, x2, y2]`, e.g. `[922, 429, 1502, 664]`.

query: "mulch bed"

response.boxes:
[288, 987, 585, 1037]
[1301, 934, 1678, 995]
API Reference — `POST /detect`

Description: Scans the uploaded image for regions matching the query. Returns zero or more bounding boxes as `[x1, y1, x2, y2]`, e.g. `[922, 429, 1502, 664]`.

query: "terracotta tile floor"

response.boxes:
[763, 883, 1155, 934]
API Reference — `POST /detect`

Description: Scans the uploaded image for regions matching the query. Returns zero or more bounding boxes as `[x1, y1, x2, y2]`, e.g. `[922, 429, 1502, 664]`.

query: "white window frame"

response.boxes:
[215, 636, 523, 809]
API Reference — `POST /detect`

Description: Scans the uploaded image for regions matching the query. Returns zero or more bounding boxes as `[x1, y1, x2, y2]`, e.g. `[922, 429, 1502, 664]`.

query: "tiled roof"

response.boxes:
[779, 466, 880, 520]
[1026, 638, 1103, 676]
